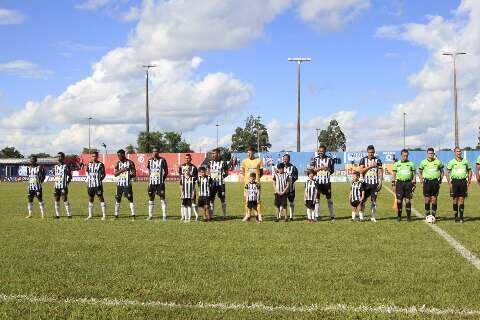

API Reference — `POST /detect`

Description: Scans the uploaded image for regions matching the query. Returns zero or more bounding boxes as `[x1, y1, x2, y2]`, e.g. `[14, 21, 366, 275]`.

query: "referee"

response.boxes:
[392, 149, 416, 222]
[446, 147, 472, 223]
[418, 147, 444, 218]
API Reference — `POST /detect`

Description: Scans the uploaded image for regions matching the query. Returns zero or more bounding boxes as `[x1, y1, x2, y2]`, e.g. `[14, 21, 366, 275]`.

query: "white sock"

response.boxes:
[114, 202, 120, 216]
[64, 202, 71, 216]
[279, 206, 284, 219]
[39, 202, 45, 217]
[54, 201, 60, 217]
[327, 200, 334, 218]
[289, 203, 294, 219]
[307, 208, 312, 220]
[187, 207, 192, 221]
[88, 202, 94, 218]
[100, 202, 106, 218]
[27, 202, 33, 216]
[314, 202, 320, 218]
[352, 211, 356, 220]
[161, 200, 167, 218]
[129, 202, 135, 216]
[192, 204, 198, 220]
[210, 202, 215, 216]
[221, 202, 227, 217]
[148, 201, 154, 217]
[359, 211, 364, 220]
[181, 206, 185, 220]
[371, 202, 377, 219]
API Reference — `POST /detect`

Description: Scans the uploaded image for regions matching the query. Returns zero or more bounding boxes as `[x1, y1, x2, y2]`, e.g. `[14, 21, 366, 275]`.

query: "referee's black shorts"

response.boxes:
[423, 179, 440, 197]
[450, 179, 468, 198]
[395, 180, 414, 200]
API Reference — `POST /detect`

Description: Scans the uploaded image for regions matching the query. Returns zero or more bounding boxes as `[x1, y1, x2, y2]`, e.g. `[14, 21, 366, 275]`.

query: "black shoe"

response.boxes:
[54, 216, 60, 219]
[131, 215, 136, 221]
[397, 215, 401, 222]
[274, 218, 279, 222]
[407, 217, 411, 222]
[67, 216, 72, 219]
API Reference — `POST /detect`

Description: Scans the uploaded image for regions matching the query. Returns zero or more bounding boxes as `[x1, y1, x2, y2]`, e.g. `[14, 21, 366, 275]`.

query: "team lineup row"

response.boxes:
[24, 145, 480, 223]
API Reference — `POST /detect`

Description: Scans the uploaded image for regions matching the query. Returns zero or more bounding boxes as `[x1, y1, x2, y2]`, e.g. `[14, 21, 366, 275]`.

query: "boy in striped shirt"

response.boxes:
[26, 156, 46, 218]
[53, 152, 72, 219]
[86, 151, 106, 220]
[197, 167, 212, 221]
[113, 149, 136, 220]
[304, 170, 318, 223]
[243, 172, 262, 222]
[273, 163, 291, 222]
[350, 171, 365, 222]
[180, 168, 196, 222]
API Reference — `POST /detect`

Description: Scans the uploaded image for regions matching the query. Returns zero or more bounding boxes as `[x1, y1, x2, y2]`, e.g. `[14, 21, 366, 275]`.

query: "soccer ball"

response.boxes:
[425, 215, 436, 224]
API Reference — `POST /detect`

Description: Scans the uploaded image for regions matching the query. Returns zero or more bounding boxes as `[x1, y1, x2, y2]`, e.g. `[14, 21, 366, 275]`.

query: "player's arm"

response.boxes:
[446, 163, 452, 185]
[193, 166, 198, 181]
[113, 163, 125, 177]
[67, 164, 72, 184]
[272, 176, 277, 194]
[40, 166, 46, 183]
[391, 163, 397, 189]
[418, 162, 424, 182]
[329, 158, 335, 174]
[304, 183, 307, 202]
[100, 164, 106, 181]
[222, 161, 229, 178]
[163, 159, 169, 180]
[467, 162, 472, 186]
[130, 161, 136, 179]
[360, 189, 365, 203]
[244, 183, 248, 200]
[282, 177, 291, 195]
[411, 164, 417, 189]
[439, 163, 445, 182]
[257, 184, 261, 202]
[377, 160, 383, 190]
[349, 190, 352, 201]
[357, 158, 368, 174]
[291, 166, 299, 183]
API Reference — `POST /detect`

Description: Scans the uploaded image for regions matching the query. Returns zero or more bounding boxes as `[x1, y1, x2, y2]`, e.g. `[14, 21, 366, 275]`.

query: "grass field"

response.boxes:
[1, 180, 480, 319]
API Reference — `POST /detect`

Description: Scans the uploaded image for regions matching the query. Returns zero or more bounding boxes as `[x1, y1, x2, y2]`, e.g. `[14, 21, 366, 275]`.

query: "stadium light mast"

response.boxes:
[443, 52, 467, 148]
[142, 65, 157, 134]
[316, 128, 321, 150]
[215, 122, 220, 149]
[88, 116, 93, 154]
[403, 112, 406, 150]
[288, 57, 311, 152]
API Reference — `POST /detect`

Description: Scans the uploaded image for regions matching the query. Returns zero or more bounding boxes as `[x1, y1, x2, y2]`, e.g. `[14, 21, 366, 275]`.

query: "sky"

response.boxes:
[0, 0, 479, 155]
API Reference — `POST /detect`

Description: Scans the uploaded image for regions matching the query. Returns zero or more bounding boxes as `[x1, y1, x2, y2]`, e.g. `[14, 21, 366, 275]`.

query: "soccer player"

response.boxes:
[86, 151, 107, 220]
[282, 154, 298, 220]
[207, 148, 229, 219]
[446, 147, 472, 223]
[476, 155, 480, 188]
[273, 163, 291, 222]
[243, 172, 262, 222]
[180, 168, 195, 222]
[147, 147, 169, 221]
[26, 156, 46, 218]
[53, 152, 72, 219]
[113, 149, 136, 220]
[241, 147, 263, 215]
[197, 167, 212, 221]
[179, 153, 199, 220]
[392, 149, 416, 222]
[358, 145, 382, 222]
[312, 145, 335, 222]
[304, 169, 318, 223]
[418, 148, 444, 218]
[350, 171, 365, 222]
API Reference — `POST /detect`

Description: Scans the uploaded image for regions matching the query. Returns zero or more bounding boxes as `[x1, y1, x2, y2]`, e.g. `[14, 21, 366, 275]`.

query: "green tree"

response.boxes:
[0, 147, 24, 158]
[231, 116, 271, 152]
[29, 152, 51, 158]
[317, 120, 347, 151]
[137, 131, 191, 153]
[126, 144, 136, 154]
[164, 132, 191, 153]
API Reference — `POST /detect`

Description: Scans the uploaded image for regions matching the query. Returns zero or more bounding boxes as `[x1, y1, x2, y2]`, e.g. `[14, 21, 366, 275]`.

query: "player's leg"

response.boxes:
[181, 199, 186, 222]
[114, 186, 123, 218]
[125, 186, 135, 219]
[54, 189, 61, 218]
[220, 185, 227, 219]
[37, 190, 45, 219]
[314, 190, 321, 219]
[395, 182, 404, 221]
[243, 201, 251, 221]
[147, 185, 155, 220]
[192, 194, 198, 221]
[288, 191, 295, 220]
[370, 186, 378, 222]
[326, 184, 334, 222]
[62, 189, 71, 218]
[86, 188, 95, 220]
[274, 195, 280, 221]
[98, 187, 106, 220]
[186, 199, 192, 222]
[451, 181, 459, 221]
[209, 187, 216, 217]
[423, 181, 431, 216]
[159, 184, 167, 220]
[404, 183, 413, 222]
[26, 191, 34, 218]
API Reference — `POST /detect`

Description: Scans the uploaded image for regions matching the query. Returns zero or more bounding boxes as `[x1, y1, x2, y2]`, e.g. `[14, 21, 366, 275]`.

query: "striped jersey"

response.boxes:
[207, 160, 228, 186]
[304, 179, 317, 201]
[245, 181, 260, 201]
[359, 156, 383, 185]
[147, 157, 168, 185]
[53, 163, 71, 189]
[180, 176, 195, 199]
[284, 163, 298, 192]
[273, 172, 291, 193]
[179, 163, 198, 181]
[350, 181, 364, 202]
[115, 160, 136, 187]
[197, 175, 212, 197]
[86, 161, 105, 188]
[27, 165, 45, 191]
[314, 156, 334, 184]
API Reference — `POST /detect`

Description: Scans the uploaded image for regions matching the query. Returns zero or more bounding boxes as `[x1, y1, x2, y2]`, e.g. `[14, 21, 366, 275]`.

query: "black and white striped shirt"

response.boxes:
[304, 179, 317, 201]
[179, 163, 198, 181]
[197, 176, 212, 197]
[245, 182, 260, 201]
[284, 163, 298, 192]
[147, 157, 168, 185]
[208, 160, 228, 186]
[53, 163, 71, 189]
[350, 181, 364, 202]
[314, 156, 334, 184]
[86, 161, 105, 188]
[115, 160, 136, 187]
[181, 176, 195, 199]
[27, 165, 45, 191]
[273, 173, 290, 194]
[359, 156, 383, 185]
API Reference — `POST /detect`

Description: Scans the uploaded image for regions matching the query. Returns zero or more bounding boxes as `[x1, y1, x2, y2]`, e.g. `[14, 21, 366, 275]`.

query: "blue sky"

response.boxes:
[1, 0, 478, 154]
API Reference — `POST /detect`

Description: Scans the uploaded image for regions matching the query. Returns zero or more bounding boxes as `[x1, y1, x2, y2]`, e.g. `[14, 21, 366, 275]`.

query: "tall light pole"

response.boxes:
[403, 112, 406, 150]
[288, 57, 311, 152]
[316, 128, 321, 150]
[443, 52, 467, 148]
[142, 65, 157, 134]
[88, 116, 93, 154]
[215, 122, 220, 149]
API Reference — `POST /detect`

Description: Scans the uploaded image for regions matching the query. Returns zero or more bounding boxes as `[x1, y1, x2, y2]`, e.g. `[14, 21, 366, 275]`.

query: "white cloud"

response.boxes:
[297, 0, 370, 31]
[0, 8, 25, 25]
[75, 0, 112, 11]
[0, 60, 52, 79]
[56, 41, 108, 52]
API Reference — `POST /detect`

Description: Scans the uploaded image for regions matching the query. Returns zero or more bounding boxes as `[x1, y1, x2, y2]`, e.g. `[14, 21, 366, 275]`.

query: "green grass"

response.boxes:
[1, 181, 480, 319]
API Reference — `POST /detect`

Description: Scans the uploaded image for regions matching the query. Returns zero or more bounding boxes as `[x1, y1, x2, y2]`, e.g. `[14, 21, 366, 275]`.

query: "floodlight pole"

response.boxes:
[403, 112, 406, 150]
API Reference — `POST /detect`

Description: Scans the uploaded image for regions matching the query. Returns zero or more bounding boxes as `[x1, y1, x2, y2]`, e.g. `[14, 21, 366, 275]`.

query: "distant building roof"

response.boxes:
[0, 158, 58, 165]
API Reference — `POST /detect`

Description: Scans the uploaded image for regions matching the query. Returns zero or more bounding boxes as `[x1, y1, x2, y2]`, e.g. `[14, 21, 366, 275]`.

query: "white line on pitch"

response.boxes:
[1, 293, 480, 316]
[385, 187, 480, 271]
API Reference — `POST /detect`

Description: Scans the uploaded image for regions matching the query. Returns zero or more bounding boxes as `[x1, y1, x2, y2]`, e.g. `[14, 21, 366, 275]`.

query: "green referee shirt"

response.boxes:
[393, 160, 416, 181]
[447, 158, 471, 180]
[419, 158, 443, 180]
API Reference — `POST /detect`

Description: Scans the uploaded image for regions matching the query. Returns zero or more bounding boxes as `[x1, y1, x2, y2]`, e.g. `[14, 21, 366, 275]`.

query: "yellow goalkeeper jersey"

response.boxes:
[241, 158, 263, 183]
